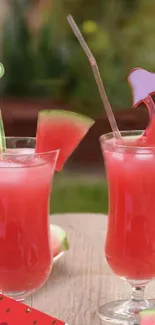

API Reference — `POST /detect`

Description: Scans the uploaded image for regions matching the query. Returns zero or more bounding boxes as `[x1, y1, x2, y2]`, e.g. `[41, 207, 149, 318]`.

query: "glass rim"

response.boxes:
[0, 137, 60, 156]
[99, 130, 155, 151]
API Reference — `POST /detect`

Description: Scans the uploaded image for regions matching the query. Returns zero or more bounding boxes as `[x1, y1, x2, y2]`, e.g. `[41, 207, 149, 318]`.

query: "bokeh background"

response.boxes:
[0, 0, 152, 213]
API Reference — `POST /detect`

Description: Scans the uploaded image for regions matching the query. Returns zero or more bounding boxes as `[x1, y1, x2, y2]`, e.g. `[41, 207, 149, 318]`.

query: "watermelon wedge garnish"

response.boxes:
[50, 224, 69, 258]
[35, 110, 95, 171]
[140, 309, 155, 325]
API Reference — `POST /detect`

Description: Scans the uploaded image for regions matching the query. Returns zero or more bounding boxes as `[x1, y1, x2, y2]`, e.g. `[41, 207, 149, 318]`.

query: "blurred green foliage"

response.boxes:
[50, 172, 108, 213]
[2, 1, 35, 96]
[2, 0, 155, 116]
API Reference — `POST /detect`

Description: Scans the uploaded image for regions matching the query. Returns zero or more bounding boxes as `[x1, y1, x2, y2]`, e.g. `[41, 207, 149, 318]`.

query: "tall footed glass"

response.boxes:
[0, 137, 59, 301]
[98, 131, 155, 325]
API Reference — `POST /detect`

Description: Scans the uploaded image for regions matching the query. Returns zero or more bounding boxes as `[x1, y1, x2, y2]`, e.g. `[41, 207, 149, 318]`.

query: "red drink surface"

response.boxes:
[104, 137, 155, 280]
[0, 153, 53, 294]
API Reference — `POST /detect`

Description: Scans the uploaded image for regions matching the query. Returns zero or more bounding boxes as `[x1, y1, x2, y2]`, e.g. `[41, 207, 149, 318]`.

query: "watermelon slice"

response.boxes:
[140, 309, 155, 325]
[35, 110, 95, 171]
[0, 294, 67, 325]
[50, 224, 69, 258]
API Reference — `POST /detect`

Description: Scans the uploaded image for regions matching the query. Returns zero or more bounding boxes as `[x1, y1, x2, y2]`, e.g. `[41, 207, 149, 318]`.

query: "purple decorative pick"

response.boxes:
[128, 68, 155, 120]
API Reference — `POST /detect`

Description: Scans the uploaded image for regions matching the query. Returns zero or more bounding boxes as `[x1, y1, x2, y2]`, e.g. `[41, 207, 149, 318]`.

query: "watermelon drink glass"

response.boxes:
[98, 130, 155, 325]
[0, 137, 59, 301]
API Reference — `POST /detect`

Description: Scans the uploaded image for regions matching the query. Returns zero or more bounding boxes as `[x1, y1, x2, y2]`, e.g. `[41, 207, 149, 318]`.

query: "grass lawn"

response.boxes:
[50, 171, 108, 214]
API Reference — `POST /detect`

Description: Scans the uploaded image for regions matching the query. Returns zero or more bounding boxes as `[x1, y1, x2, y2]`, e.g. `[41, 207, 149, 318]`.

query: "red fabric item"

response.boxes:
[0, 294, 66, 325]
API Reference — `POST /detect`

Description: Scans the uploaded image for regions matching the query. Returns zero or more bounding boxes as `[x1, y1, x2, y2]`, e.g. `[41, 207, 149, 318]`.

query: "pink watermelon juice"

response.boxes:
[0, 144, 58, 299]
[101, 131, 155, 280]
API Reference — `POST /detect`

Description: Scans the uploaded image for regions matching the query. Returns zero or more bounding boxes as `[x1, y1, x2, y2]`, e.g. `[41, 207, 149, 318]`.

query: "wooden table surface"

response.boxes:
[25, 213, 155, 325]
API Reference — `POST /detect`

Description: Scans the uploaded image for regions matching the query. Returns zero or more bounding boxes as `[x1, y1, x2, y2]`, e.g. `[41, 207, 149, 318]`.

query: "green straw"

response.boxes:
[0, 110, 6, 153]
[0, 63, 6, 153]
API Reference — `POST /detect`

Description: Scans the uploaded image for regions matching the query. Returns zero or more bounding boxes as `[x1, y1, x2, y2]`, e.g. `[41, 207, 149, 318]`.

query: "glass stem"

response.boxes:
[127, 280, 153, 311]
[130, 285, 145, 303]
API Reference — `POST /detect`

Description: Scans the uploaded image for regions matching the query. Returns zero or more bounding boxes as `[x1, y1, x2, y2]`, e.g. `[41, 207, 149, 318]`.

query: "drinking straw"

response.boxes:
[67, 15, 121, 140]
[0, 110, 6, 153]
[0, 63, 6, 153]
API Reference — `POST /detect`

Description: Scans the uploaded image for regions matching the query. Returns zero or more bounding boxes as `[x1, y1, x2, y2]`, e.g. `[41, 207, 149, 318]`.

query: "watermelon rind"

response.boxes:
[50, 224, 69, 251]
[140, 309, 155, 316]
[38, 109, 95, 127]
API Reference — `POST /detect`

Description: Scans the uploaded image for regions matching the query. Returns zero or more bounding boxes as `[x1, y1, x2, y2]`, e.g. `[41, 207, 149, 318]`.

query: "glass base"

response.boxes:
[97, 299, 155, 325]
[0, 289, 35, 301]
